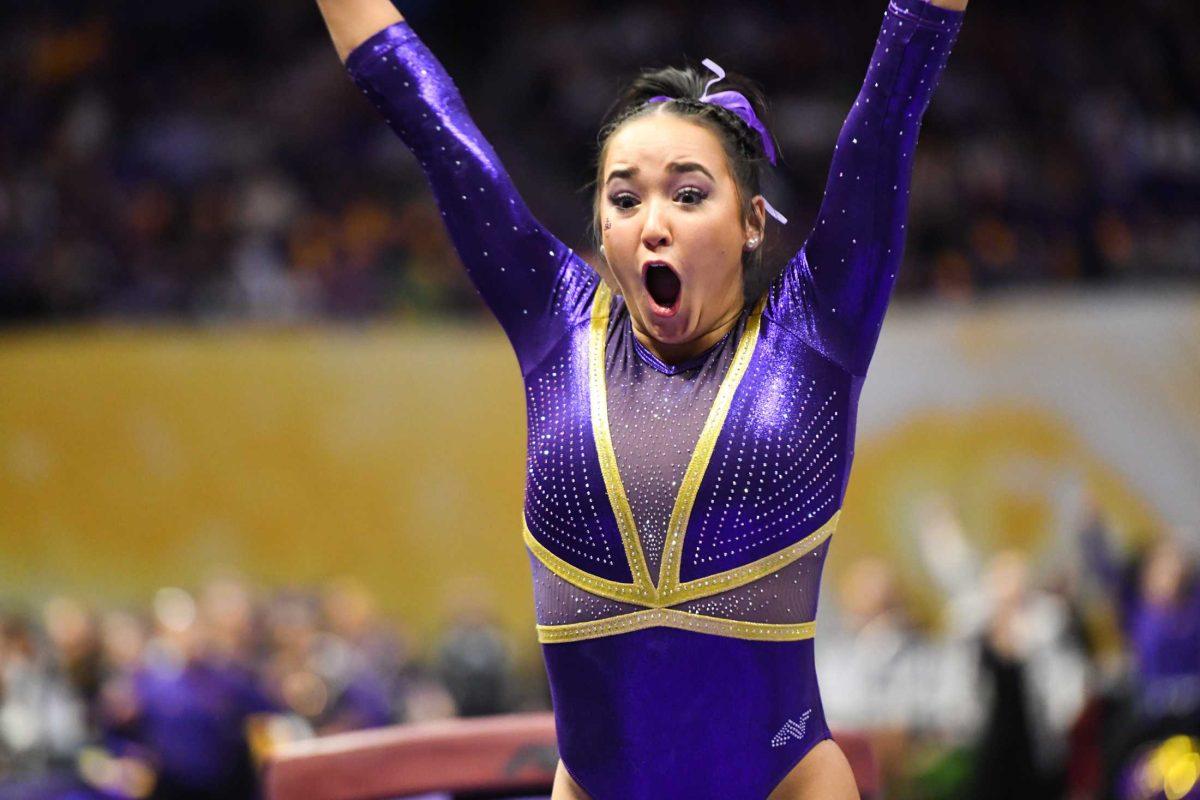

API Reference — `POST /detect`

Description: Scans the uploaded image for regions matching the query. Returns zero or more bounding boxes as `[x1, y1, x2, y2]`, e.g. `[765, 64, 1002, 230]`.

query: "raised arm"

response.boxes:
[765, 0, 965, 375]
[317, 1, 597, 374]
[1078, 512, 1140, 632]
[315, 0, 403, 63]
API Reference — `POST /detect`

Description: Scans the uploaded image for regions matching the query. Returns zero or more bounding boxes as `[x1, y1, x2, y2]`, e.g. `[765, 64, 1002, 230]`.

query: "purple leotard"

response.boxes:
[346, 2, 962, 796]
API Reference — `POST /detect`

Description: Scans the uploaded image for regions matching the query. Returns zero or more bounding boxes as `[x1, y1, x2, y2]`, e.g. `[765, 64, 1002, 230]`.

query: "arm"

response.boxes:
[315, 0, 403, 63]
[914, 498, 980, 598]
[1078, 513, 1139, 631]
[319, 3, 596, 374]
[765, 0, 965, 375]
[912, 498, 993, 638]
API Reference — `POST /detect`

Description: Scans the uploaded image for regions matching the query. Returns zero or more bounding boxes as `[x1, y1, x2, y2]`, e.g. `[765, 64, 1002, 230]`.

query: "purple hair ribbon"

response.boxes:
[647, 58, 787, 225]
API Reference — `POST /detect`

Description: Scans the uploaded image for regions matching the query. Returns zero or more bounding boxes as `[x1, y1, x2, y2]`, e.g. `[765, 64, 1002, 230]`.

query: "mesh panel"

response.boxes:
[604, 302, 745, 582]
[529, 536, 831, 627]
[528, 550, 643, 625]
[670, 536, 831, 623]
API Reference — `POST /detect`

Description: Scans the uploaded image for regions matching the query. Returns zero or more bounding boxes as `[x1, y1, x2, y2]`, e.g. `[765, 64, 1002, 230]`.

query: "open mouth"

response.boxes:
[643, 261, 682, 317]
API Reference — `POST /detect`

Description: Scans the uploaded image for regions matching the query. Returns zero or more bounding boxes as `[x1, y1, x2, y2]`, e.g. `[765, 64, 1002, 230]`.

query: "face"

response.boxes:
[599, 112, 764, 350]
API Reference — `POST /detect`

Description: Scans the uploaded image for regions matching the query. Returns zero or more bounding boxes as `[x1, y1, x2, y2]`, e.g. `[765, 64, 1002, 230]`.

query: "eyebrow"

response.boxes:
[604, 161, 716, 185]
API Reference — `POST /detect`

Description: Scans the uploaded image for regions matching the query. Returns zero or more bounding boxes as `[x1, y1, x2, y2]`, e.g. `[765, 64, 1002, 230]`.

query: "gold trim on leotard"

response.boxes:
[521, 284, 841, 639]
[588, 282, 769, 601]
[656, 293, 766, 597]
[523, 518, 653, 604]
[523, 511, 836, 609]
[536, 608, 816, 644]
[660, 510, 839, 604]
[588, 283, 657, 598]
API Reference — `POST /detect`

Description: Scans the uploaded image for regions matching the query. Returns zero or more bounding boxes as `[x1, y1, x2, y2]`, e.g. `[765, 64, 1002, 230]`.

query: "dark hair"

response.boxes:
[589, 63, 779, 304]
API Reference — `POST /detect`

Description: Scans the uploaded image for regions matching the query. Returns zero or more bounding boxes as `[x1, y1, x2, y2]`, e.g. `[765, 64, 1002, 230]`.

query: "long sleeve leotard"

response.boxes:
[346, 2, 963, 796]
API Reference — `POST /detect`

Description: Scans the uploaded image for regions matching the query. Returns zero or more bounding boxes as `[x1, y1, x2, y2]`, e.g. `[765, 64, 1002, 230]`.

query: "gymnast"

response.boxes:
[315, 0, 967, 796]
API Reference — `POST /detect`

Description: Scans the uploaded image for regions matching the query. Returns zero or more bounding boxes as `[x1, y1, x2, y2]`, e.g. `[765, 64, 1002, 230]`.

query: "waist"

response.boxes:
[536, 607, 816, 644]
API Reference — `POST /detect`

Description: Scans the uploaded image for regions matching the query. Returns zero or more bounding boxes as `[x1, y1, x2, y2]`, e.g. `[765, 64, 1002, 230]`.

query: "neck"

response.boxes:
[631, 303, 745, 366]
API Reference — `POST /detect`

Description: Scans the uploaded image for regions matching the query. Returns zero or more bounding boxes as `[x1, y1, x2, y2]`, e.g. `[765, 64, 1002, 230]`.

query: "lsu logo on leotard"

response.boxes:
[770, 709, 813, 748]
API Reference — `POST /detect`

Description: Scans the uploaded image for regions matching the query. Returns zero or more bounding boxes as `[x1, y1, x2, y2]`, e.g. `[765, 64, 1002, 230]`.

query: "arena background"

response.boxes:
[0, 0, 1197, 798]
[1, 297, 1195, 640]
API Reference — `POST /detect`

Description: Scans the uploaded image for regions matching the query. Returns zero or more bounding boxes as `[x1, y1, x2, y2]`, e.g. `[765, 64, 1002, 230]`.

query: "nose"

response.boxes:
[641, 198, 671, 251]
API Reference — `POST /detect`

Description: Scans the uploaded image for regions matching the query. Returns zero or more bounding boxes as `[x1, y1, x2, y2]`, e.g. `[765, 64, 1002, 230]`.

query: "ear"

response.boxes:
[744, 196, 767, 249]
[592, 242, 622, 297]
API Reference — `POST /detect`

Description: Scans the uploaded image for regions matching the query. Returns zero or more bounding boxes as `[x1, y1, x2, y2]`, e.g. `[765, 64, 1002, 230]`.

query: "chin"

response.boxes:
[638, 301, 696, 342]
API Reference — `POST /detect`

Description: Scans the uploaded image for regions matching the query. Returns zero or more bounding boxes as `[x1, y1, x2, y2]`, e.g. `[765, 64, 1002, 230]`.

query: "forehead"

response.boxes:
[604, 112, 729, 178]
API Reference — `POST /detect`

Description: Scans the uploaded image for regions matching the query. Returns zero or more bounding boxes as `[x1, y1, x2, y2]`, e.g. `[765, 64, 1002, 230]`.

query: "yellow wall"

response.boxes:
[0, 306, 1180, 649]
[0, 323, 532, 647]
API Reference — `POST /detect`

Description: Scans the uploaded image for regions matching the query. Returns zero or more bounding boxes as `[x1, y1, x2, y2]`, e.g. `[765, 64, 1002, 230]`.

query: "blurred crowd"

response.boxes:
[0, 0, 1197, 325]
[0, 577, 541, 799]
[817, 499, 1200, 800]
[1, 505, 1197, 799]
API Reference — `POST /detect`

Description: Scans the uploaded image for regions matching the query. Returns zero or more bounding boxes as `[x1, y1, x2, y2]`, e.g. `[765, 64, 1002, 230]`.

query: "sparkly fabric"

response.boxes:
[543, 631, 829, 798]
[527, 550, 642, 626]
[346, 1, 962, 795]
[672, 536, 831, 623]
[604, 305, 743, 581]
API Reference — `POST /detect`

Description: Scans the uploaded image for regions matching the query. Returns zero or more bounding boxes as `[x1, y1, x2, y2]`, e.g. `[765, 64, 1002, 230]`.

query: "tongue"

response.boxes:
[645, 265, 681, 308]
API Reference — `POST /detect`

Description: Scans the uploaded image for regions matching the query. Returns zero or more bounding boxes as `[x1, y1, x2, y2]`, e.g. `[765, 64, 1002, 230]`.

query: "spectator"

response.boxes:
[0, 0, 1195, 325]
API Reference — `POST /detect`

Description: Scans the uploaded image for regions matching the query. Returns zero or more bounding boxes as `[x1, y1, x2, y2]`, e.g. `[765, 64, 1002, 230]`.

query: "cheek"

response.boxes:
[680, 217, 743, 286]
[605, 220, 639, 261]
[602, 221, 644, 291]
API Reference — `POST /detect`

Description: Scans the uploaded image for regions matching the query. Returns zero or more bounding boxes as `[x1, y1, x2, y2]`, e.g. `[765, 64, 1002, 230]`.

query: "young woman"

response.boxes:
[315, 0, 968, 796]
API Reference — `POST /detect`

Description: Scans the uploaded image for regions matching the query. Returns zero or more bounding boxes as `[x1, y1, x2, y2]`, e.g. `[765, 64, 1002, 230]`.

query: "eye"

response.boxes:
[675, 187, 707, 205]
[609, 192, 638, 210]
